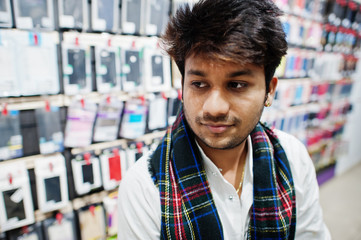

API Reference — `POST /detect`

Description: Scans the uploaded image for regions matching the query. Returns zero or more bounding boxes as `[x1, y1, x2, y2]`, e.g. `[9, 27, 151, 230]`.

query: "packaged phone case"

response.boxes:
[121, 47, 144, 92]
[103, 192, 118, 237]
[167, 90, 182, 126]
[7, 222, 44, 240]
[94, 46, 122, 93]
[42, 212, 77, 240]
[126, 141, 148, 169]
[142, 42, 171, 92]
[147, 94, 168, 132]
[0, 0, 13, 28]
[71, 153, 102, 195]
[0, 109, 23, 161]
[17, 32, 60, 96]
[93, 96, 123, 142]
[77, 204, 106, 240]
[121, 0, 144, 34]
[100, 147, 127, 190]
[91, 0, 119, 32]
[13, 0, 54, 30]
[58, 0, 88, 30]
[35, 106, 64, 155]
[19, 110, 40, 157]
[64, 99, 97, 148]
[0, 31, 20, 97]
[62, 44, 92, 95]
[34, 154, 69, 213]
[0, 161, 34, 232]
[143, 0, 169, 36]
[119, 99, 147, 139]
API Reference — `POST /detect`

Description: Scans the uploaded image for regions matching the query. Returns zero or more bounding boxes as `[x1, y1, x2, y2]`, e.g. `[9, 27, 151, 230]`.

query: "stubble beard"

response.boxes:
[183, 105, 264, 151]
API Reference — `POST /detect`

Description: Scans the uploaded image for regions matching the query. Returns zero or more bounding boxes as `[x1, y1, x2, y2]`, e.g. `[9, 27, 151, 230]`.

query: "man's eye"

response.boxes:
[192, 81, 207, 88]
[228, 82, 247, 89]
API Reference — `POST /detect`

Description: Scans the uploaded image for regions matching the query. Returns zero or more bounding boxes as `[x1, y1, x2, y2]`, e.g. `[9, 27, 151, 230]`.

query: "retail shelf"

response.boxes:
[0, 91, 178, 111]
[71, 130, 166, 155]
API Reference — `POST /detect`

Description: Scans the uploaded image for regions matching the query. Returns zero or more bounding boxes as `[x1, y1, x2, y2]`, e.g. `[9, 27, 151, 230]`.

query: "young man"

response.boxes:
[118, 0, 331, 239]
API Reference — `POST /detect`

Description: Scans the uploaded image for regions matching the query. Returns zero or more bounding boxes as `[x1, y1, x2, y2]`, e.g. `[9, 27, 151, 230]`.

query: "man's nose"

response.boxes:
[202, 89, 230, 118]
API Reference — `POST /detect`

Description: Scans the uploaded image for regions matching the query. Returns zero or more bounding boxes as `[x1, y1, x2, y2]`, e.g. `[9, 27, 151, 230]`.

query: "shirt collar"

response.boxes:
[195, 136, 254, 182]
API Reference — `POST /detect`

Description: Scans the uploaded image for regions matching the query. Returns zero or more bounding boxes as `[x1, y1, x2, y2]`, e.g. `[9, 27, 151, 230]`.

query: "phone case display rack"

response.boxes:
[266, 0, 361, 182]
[0, 0, 184, 238]
[0, 0, 360, 239]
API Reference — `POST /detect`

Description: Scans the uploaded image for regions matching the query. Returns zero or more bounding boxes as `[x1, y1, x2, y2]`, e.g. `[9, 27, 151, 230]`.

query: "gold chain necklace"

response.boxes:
[236, 165, 246, 194]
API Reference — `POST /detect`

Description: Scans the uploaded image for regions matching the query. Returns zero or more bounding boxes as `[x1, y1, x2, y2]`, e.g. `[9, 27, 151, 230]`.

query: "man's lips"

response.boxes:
[202, 123, 233, 134]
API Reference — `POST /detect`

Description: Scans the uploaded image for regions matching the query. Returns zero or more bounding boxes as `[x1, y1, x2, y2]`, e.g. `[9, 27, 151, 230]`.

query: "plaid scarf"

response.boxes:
[149, 110, 296, 239]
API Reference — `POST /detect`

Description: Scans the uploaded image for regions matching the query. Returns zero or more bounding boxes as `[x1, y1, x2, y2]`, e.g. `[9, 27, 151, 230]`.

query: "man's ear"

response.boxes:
[269, 77, 278, 96]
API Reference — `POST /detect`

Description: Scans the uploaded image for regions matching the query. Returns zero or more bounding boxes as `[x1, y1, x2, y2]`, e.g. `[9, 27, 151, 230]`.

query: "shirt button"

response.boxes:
[229, 195, 234, 200]
[212, 172, 217, 176]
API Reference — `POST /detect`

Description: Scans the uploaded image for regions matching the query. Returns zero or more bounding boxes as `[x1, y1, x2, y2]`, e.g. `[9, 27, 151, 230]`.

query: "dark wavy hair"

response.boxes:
[161, 0, 288, 93]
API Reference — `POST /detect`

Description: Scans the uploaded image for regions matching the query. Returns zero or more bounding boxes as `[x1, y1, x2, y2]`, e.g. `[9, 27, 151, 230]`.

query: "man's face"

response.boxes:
[183, 54, 274, 150]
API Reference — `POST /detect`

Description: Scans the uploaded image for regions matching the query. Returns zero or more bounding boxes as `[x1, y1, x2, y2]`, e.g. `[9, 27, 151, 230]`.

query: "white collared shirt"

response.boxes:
[117, 130, 331, 239]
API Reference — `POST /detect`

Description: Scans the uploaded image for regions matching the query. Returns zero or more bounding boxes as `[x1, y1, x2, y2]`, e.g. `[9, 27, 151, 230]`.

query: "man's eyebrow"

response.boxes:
[186, 69, 207, 77]
[227, 69, 253, 78]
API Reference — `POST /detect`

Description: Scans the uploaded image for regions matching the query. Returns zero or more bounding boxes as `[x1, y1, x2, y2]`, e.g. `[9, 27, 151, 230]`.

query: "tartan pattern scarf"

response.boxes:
[149, 110, 296, 240]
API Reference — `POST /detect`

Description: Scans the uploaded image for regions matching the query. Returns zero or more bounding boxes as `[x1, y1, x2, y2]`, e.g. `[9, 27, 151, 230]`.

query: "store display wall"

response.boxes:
[335, 52, 361, 175]
[266, 0, 361, 184]
[0, 0, 360, 239]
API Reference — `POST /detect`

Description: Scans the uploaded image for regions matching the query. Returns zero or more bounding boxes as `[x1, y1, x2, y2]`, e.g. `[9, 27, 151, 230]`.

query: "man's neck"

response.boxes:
[197, 138, 248, 189]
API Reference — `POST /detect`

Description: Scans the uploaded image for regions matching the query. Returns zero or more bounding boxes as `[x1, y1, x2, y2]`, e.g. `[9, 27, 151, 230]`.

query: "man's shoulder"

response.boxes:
[117, 153, 161, 239]
[120, 153, 154, 189]
[274, 129, 304, 146]
[274, 129, 307, 152]
[273, 129, 312, 167]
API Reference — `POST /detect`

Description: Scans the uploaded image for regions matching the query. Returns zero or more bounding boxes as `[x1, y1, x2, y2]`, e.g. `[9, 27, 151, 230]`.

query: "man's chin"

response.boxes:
[197, 137, 245, 151]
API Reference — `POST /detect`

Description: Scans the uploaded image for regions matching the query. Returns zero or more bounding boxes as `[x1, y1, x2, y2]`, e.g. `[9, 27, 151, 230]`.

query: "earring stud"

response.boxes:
[265, 93, 271, 107]
[265, 100, 271, 107]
